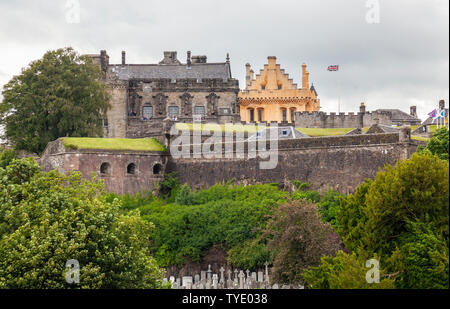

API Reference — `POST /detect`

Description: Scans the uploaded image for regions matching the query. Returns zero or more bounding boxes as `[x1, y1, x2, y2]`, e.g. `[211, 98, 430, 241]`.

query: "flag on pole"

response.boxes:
[428, 109, 437, 119]
[328, 65, 339, 71]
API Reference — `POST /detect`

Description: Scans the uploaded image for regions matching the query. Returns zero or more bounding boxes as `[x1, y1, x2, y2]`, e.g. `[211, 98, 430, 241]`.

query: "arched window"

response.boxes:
[100, 162, 111, 175]
[153, 163, 163, 175]
[127, 163, 136, 175]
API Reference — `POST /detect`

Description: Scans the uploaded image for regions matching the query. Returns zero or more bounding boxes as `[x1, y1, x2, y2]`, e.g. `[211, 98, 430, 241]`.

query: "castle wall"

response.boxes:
[166, 133, 416, 194]
[40, 132, 418, 196]
[40, 142, 166, 195]
[294, 111, 418, 128]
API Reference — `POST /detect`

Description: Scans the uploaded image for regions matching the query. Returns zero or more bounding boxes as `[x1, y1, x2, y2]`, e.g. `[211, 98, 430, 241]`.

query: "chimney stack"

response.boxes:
[122, 51, 126, 65]
[439, 99, 445, 110]
[360, 102, 366, 114]
[302, 63, 309, 89]
[245, 63, 252, 89]
[410, 106, 417, 118]
[187, 51, 191, 67]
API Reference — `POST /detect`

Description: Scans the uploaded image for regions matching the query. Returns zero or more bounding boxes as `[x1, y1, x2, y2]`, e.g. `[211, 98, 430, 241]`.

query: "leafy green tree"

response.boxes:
[418, 127, 449, 160]
[303, 250, 395, 289]
[0, 47, 110, 154]
[0, 159, 167, 289]
[335, 152, 449, 288]
[389, 221, 449, 289]
[263, 200, 342, 285]
[318, 189, 345, 227]
[0, 148, 17, 169]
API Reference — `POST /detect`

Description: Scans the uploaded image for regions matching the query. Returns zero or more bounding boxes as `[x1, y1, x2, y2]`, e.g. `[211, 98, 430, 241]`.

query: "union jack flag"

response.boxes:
[328, 65, 339, 71]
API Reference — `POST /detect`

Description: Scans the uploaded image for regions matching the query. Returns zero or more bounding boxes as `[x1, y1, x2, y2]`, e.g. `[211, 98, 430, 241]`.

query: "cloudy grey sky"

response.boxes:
[0, 0, 448, 120]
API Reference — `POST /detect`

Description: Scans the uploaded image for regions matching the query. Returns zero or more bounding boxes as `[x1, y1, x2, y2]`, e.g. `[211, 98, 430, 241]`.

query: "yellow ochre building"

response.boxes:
[239, 56, 320, 123]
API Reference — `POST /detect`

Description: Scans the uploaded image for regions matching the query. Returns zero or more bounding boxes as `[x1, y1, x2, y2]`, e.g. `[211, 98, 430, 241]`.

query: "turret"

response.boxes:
[302, 63, 309, 89]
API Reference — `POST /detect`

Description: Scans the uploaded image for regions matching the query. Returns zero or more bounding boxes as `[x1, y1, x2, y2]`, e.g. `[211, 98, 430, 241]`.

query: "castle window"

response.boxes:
[281, 109, 287, 122]
[142, 106, 153, 120]
[194, 106, 206, 116]
[290, 109, 296, 122]
[278, 85, 282, 90]
[169, 106, 179, 116]
[261, 85, 266, 91]
[258, 109, 263, 122]
[153, 163, 163, 175]
[143, 83, 152, 93]
[249, 109, 255, 122]
[127, 163, 137, 175]
[100, 162, 111, 175]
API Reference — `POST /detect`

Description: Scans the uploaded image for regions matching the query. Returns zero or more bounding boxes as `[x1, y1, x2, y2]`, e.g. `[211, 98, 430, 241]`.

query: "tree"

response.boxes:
[0, 47, 110, 155]
[263, 200, 342, 285]
[335, 152, 449, 288]
[303, 251, 395, 289]
[418, 127, 449, 160]
[0, 158, 167, 289]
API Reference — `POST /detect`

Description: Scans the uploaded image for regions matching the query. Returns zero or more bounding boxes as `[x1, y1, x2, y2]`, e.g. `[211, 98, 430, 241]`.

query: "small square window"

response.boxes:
[142, 106, 153, 120]
[143, 83, 152, 93]
[194, 106, 205, 115]
[282, 130, 289, 137]
[169, 106, 179, 116]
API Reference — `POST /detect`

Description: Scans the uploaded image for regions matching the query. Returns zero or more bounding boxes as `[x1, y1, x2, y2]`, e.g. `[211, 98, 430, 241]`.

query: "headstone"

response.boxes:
[219, 267, 225, 283]
[257, 271, 264, 282]
[194, 274, 200, 284]
[272, 284, 279, 289]
[182, 276, 193, 289]
[264, 262, 270, 283]
[234, 269, 239, 283]
[251, 272, 257, 282]
[207, 265, 212, 281]
[212, 274, 219, 289]
[201, 271, 207, 282]
[239, 271, 245, 289]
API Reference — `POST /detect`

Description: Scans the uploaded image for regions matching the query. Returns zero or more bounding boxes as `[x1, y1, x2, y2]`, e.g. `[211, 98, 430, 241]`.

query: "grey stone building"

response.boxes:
[294, 102, 422, 128]
[87, 50, 240, 140]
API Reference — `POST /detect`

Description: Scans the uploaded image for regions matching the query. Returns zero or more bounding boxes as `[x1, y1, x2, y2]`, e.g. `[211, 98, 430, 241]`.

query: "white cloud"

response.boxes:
[0, 0, 448, 122]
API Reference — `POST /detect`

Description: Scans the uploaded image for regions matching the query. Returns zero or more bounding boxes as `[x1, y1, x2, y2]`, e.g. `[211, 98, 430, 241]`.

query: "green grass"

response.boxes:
[296, 128, 355, 137]
[411, 135, 430, 142]
[175, 123, 263, 133]
[61, 137, 166, 152]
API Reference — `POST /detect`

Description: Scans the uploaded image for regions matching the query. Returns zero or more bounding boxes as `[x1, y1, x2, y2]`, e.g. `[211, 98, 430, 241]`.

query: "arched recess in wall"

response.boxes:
[127, 163, 137, 175]
[100, 162, 111, 175]
[153, 163, 163, 175]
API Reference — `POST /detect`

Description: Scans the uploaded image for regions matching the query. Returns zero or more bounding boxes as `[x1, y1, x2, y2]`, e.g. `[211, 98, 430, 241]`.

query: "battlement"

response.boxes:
[295, 105, 422, 128]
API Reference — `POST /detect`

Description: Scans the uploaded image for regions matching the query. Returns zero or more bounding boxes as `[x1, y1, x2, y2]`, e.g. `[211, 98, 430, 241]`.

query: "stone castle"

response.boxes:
[39, 50, 427, 196]
[87, 50, 240, 140]
[239, 56, 320, 123]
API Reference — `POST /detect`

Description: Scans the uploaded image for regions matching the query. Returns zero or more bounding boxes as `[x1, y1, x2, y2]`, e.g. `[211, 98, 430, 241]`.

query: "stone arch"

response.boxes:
[153, 163, 163, 175]
[100, 162, 111, 175]
[127, 163, 137, 175]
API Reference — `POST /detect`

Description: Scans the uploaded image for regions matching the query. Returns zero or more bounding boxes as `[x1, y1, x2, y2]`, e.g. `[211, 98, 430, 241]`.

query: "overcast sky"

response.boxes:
[0, 0, 448, 121]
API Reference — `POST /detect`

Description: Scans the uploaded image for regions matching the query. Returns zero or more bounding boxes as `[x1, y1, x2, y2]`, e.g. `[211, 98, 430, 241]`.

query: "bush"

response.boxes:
[0, 159, 167, 289]
[263, 200, 342, 285]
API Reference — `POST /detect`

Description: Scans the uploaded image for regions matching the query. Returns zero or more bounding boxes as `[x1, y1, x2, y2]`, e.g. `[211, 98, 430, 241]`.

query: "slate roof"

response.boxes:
[109, 63, 232, 81]
[247, 127, 310, 140]
[375, 109, 421, 122]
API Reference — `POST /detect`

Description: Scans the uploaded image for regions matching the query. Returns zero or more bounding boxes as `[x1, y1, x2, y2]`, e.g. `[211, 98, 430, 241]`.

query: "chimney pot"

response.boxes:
[122, 51, 126, 65]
